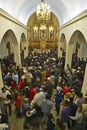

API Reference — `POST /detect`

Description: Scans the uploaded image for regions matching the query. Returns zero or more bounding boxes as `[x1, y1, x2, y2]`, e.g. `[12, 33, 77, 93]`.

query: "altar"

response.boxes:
[40, 41, 46, 49]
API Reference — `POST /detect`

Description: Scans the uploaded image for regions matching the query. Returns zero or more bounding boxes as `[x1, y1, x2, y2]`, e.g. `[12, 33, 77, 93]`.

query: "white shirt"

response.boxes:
[32, 92, 45, 107]
[0, 124, 8, 130]
[12, 74, 19, 84]
[0, 90, 11, 104]
[70, 111, 83, 124]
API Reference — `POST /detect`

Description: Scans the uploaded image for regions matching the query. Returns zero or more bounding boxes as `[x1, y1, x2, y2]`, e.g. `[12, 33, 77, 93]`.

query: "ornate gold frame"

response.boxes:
[33, 27, 38, 39]
[48, 28, 54, 40]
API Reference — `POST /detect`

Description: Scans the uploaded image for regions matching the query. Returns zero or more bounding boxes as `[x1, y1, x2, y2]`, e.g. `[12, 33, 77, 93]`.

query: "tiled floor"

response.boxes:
[8, 89, 57, 130]
[9, 106, 46, 130]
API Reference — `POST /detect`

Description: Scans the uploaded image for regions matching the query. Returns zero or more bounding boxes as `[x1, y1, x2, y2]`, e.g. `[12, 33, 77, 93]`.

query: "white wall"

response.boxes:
[0, 9, 28, 65]
[0, 9, 27, 43]
[58, 10, 87, 68]
[59, 10, 87, 45]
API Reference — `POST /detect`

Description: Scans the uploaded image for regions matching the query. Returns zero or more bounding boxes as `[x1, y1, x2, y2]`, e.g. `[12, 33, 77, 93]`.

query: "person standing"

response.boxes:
[69, 106, 83, 130]
[46, 113, 55, 130]
[41, 95, 53, 122]
[15, 91, 22, 118]
[60, 100, 71, 130]
[0, 87, 12, 116]
[55, 86, 63, 115]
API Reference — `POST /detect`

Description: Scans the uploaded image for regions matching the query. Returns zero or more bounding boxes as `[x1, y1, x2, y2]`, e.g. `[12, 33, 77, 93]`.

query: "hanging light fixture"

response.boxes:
[36, 0, 51, 21]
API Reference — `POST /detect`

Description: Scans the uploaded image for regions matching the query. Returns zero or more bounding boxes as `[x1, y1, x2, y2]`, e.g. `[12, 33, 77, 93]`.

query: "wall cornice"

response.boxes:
[0, 8, 28, 30]
[59, 9, 87, 30]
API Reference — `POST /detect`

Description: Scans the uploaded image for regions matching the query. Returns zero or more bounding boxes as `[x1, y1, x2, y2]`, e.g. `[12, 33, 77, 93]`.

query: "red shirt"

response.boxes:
[63, 86, 71, 94]
[30, 88, 36, 101]
[16, 95, 22, 108]
[19, 81, 25, 90]
[10, 81, 16, 88]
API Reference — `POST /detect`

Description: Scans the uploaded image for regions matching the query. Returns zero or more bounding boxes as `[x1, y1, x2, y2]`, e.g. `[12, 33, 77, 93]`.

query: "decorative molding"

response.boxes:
[0, 8, 28, 30]
[59, 9, 87, 30]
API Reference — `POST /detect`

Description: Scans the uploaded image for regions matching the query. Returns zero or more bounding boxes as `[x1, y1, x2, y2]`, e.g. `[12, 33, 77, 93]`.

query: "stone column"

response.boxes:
[0, 63, 4, 92]
[65, 44, 73, 70]
[58, 42, 63, 58]
[81, 64, 87, 96]
[24, 42, 28, 59]
[24, 47, 26, 59]
[13, 44, 21, 66]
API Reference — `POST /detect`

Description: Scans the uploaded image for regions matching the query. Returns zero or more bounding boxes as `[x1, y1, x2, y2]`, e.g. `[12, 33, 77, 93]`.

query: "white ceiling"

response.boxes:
[0, 0, 87, 26]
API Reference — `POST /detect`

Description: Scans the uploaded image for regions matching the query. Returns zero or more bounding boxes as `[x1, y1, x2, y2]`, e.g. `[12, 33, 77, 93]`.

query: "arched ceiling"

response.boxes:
[0, 0, 87, 26]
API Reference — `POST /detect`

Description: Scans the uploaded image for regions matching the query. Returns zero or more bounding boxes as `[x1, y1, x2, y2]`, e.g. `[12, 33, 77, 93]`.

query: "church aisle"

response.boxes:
[8, 89, 57, 130]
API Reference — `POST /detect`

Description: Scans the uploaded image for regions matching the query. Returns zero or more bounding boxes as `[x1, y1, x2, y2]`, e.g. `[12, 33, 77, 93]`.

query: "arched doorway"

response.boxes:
[69, 30, 86, 68]
[59, 33, 66, 57]
[20, 33, 27, 65]
[0, 29, 18, 65]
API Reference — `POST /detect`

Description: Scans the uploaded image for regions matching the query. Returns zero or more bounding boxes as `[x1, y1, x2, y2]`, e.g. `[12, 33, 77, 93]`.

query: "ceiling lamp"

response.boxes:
[36, 0, 51, 21]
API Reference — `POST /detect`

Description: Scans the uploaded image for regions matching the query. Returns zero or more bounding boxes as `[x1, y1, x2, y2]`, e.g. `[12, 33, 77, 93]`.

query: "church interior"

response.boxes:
[0, 0, 87, 130]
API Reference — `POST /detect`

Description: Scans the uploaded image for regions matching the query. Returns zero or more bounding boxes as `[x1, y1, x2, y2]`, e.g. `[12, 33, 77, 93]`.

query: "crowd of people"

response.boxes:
[0, 49, 87, 130]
